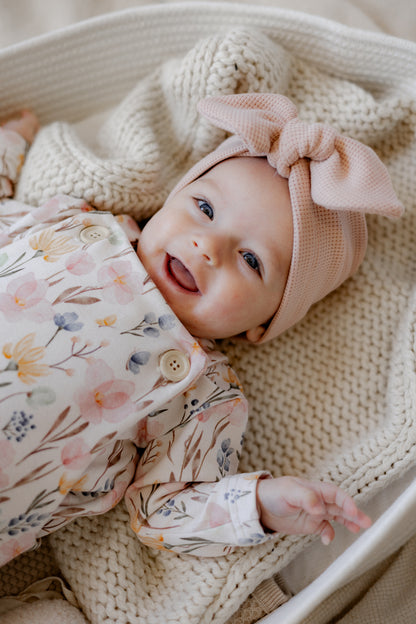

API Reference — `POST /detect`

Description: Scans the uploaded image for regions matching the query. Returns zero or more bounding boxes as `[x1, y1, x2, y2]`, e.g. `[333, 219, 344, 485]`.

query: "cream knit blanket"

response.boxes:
[2, 4, 416, 623]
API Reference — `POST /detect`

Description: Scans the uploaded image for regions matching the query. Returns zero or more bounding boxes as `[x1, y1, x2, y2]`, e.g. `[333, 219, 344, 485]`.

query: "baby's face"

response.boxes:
[137, 157, 293, 340]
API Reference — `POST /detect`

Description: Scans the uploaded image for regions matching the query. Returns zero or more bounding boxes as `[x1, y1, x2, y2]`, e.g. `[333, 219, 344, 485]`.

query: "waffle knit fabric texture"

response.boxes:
[4, 10, 416, 624]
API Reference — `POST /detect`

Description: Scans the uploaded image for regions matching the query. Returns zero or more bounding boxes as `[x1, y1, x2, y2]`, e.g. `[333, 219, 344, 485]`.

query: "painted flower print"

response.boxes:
[29, 229, 78, 261]
[31, 195, 93, 222]
[75, 359, 135, 423]
[0, 271, 53, 322]
[65, 249, 96, 275]
[217, 438, 235, 476]
[128, 351, 151, 374]
[2, 333, 50, 384]
[46, 312, 84, 346]
[98, 260, 143, 304]
[61, 438, 91, 470]
[0, 123, 264, 563]
[2, 410, 35, 443]
[0, 533, 35, 564]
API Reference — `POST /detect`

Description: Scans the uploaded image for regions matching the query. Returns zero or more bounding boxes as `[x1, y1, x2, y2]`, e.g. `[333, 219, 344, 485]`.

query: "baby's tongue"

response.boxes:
[169, 257, 198, 292]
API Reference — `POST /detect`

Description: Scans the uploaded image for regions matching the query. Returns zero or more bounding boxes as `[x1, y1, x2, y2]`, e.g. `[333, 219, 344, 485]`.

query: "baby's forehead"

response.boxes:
[197, 157, 291, 213]
[193, 156, 290, 194]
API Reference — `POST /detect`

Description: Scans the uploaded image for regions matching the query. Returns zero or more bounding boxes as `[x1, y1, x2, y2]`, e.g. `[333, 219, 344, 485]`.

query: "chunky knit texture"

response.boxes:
[1, 4, 416, 623]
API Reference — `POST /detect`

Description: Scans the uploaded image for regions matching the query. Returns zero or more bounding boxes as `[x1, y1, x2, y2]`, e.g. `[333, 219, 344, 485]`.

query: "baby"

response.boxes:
[0, 93, 402, 565]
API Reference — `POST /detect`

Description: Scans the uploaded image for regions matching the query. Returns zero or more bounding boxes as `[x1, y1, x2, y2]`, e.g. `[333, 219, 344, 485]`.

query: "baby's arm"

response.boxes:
[125, 355, 371, 556]
[256, 476, 371, 545]
[125, 358, 270, 556]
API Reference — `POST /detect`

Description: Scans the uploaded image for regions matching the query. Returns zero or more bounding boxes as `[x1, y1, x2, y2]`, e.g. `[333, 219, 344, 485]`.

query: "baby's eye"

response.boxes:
[196, 199, 214, 220]
[241, 251, 261, 274]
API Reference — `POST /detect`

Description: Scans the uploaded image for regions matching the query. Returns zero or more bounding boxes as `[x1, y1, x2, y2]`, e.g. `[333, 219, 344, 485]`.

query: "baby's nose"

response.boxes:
[192, 236, 223, 265]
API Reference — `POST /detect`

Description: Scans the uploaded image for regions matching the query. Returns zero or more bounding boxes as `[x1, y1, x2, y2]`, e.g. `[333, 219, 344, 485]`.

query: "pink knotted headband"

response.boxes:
[170, 93, 404, 342]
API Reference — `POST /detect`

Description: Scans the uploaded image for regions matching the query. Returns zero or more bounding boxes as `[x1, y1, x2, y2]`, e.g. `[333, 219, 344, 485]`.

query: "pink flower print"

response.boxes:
[0, 232, 12, 246]
[32, 195, 93, 222]
[134, 416, 165, 446]
[0, 272, 53, 322]
[134, 418, 148, 447]
[226, 398, 247, 427]
[146, 418, 164, 440]
[0, 533, 35, 567]
[0, 440, 14, 488]
[75, 359, 135, 424]
[197, 502, 231, 530]
[98, 260, 142, 304]
[31, 197, 63, 222]
[196, 400, 246, 425]
[65, 249, 96, 275]
[206, 502, 231, 528]
[61, 438, 91, 470]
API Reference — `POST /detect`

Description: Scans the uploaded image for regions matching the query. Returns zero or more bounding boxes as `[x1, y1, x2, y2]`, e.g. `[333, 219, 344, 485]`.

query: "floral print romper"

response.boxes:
[0, 126, 270, 566]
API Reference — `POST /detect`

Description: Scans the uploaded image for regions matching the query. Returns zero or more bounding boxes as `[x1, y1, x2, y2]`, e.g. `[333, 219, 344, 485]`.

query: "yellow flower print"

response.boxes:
[2, 333, 50, 384]
[222, 367, 244, 391]
[29, 229, 78, 262]
[96, 315, 117, 327]
[59, 472, 88, 495]
[192, 341, 204, 356]
[131, 524, 169, 551]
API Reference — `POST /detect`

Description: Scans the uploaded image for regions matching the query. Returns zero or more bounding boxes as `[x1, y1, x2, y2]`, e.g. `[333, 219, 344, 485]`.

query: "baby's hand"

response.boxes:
[256, 476, 372, 545]
[2, 110, 39, 144]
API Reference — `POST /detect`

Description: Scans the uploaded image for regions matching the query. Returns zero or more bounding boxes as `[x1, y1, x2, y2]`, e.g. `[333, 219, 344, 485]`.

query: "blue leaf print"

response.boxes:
[143, 327, 160, 338]
[5, 511, 50, 536]
[158, 314, 176, 330]
[238, 533, 265, 545]
[144, 312, 157, 324]
[217, 438, 235, 476]
[128, 351, 151, 374]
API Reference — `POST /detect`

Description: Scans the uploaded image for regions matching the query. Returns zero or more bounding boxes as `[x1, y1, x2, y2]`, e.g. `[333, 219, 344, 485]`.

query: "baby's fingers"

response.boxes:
[319, 521, 335, 545]
[316, 482, 372, 527]
[333, 511, 372, 533]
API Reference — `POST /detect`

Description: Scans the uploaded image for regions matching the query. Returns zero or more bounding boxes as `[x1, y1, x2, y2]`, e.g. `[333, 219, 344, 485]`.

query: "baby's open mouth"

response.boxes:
[167, 256, 199, 292]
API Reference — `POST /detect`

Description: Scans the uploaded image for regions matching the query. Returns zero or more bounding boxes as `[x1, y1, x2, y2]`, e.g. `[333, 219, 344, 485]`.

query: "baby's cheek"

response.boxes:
[219, 289, 254, 324]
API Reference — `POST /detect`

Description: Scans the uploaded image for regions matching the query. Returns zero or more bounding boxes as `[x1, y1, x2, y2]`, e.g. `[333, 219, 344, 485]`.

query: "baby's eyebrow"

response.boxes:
[194, 176, 221, 196]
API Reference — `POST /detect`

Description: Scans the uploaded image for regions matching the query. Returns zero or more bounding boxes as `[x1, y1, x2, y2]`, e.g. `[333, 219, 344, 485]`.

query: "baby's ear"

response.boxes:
[245, 325, 266, 343]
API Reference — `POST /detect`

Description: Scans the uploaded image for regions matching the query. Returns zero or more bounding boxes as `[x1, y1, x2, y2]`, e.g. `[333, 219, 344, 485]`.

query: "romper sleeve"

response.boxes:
[0, 126, 27, 198]
[124, 355, 273, 556]
[0, 125, 37, 244]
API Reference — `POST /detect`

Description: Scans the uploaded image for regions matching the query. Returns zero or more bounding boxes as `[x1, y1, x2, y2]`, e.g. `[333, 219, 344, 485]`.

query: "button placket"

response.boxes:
[79, 225, 110, 243]
[159, 350, 191, 382]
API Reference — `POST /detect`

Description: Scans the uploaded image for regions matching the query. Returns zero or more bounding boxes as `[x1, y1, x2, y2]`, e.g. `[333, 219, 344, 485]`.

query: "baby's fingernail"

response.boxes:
[321, 534, 331, 545]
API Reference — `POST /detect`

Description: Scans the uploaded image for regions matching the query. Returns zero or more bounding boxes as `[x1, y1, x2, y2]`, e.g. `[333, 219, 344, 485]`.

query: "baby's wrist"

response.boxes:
[255, 475, 273, 529]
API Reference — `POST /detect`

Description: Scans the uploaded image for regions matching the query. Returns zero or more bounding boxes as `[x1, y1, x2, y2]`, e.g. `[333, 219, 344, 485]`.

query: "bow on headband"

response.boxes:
[198, 93, 404, 218]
